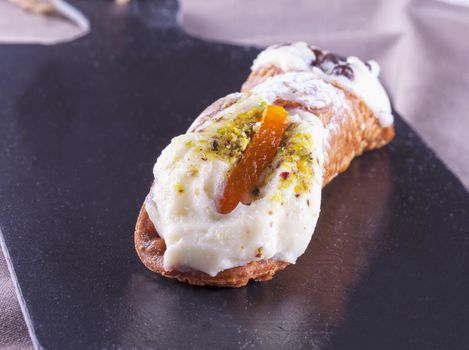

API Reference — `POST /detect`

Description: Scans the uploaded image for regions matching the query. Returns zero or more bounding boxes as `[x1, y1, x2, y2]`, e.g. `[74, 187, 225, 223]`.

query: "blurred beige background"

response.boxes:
[179, 0, 469, 190]
[1, 0, 469, 348]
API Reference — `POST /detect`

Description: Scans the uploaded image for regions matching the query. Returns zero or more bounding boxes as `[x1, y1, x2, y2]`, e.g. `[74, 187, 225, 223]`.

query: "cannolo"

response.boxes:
[135, 42, 394, 287]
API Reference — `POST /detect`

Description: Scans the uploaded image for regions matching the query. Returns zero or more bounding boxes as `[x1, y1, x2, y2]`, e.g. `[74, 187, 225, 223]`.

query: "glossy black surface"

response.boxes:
[0, 1, 468, 349]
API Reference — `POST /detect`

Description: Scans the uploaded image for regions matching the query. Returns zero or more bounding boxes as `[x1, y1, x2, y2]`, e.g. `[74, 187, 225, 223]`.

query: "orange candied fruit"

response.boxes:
[216, 105, 289, 214]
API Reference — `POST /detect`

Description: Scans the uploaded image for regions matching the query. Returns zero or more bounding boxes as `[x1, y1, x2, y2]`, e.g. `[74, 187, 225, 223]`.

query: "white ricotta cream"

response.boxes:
[251, 42, 393, 127]
[145, 94, 324, 276]
[252, 42, 315, 72]
[250, 71, 347, 111]
[145, 43, 393, 277]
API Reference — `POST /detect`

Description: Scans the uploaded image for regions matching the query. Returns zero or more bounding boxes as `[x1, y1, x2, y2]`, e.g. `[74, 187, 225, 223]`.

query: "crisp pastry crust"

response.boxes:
[135, 206, 289, 287]
[135, 62, 395, 288]
[242, 64, 395, 185]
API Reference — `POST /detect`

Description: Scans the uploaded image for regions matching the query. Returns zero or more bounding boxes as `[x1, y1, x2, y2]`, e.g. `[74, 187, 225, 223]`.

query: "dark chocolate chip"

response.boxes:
[320, 53, 340, 65]
[310, 48, 324, 66]
[331, 64, 354, 79]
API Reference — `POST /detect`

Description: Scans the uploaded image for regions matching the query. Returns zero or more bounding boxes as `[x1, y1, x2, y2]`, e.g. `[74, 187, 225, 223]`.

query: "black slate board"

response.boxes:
[1, 1, 468, 349]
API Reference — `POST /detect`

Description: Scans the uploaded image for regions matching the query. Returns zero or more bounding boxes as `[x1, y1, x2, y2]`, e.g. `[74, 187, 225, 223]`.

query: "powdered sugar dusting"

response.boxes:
[251, 42, 393, 127]
[251, 71, 346, 112]
[250, 71, 355, 166]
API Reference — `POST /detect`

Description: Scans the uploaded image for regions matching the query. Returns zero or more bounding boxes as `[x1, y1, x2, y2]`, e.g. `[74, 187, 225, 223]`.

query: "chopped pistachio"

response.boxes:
[278, 125, 315, 195]
[239, 137, 249, 151]
[255, 247, 264, 258]
[202, 106, 264, 164]
[174, 183, 185, 194]
[270, 192, 283, 204]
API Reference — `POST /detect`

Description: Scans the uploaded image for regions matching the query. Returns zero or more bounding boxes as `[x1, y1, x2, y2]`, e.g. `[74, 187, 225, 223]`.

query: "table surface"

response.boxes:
[0, 1, 468, 349]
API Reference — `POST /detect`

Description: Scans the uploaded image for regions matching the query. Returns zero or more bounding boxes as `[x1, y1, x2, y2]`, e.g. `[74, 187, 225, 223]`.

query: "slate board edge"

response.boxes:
[0, 231, 42, 350]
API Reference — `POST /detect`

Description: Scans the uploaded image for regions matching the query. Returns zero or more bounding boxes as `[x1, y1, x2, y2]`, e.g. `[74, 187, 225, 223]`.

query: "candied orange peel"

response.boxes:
[216, 105, 289, 214]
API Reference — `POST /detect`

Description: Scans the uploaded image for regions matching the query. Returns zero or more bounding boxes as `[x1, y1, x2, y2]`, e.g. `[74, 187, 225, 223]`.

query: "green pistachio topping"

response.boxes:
[267, 123, 317, 202]
[187, 104, 265, 164]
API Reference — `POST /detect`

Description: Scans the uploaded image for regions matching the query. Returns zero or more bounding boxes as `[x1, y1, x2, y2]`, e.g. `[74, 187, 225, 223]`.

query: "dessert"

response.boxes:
[135, 42, 394, 287]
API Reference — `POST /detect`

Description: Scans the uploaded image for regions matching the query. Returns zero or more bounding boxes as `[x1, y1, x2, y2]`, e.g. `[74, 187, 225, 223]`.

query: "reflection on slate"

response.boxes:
[0, 1, 468, 349]
[119, 151, 392, 349]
